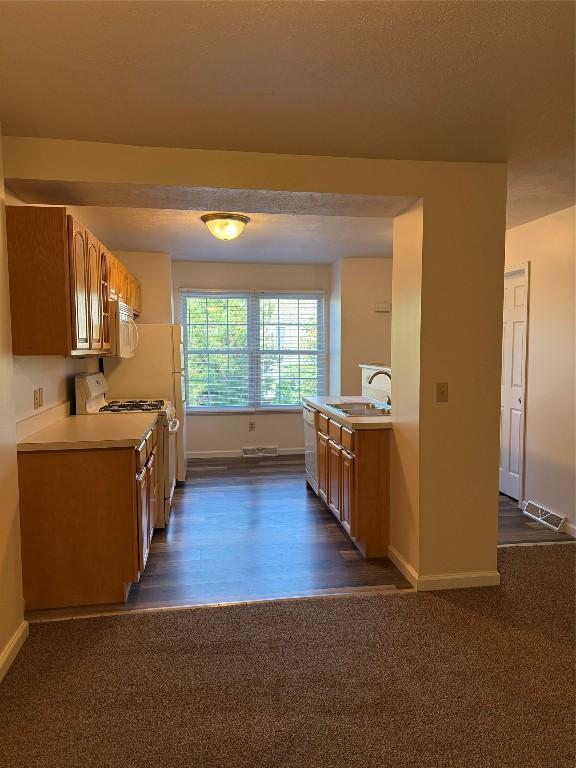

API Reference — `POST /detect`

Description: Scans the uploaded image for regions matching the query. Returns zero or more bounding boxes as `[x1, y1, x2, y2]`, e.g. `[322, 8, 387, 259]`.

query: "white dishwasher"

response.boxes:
[303, 404, 319, 493]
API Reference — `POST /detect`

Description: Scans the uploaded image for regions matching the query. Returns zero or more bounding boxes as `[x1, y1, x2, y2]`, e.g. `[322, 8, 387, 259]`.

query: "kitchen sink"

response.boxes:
[329, 401, 391, 417]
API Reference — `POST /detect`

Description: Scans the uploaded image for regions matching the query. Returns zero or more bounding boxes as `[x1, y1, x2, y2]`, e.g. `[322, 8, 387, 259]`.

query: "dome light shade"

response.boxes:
[200, 213, 250, 241]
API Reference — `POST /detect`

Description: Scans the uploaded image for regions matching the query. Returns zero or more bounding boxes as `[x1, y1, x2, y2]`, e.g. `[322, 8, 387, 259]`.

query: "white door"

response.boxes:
[500, 264, 529, 500]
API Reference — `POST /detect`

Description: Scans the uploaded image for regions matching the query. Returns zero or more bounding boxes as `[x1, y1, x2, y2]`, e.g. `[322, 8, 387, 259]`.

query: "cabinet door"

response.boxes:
[136, 467, 150, 572]
[87, 232, 102, 350]
[146, 449, 157, 547]
[68, 218, 90, 350]
[341, 449, 355, 536]
[132, 279, 142, 315]
[100, 247, 111, 351]
[317, 431, 329, 503]
[328, 439, 342, 519]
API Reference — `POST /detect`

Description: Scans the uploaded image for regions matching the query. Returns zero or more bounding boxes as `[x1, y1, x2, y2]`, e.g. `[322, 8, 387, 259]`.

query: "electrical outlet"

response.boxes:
[248, 421, 256, 432]
[33, 389, 41, 409]
[436, 382, 449, 403]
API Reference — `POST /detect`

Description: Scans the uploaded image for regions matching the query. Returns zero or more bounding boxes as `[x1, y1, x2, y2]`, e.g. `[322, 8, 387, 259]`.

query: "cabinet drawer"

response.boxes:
[341, 426, 355, 452]
[318, 413, 329, 435]
[328, 419, 342, 444]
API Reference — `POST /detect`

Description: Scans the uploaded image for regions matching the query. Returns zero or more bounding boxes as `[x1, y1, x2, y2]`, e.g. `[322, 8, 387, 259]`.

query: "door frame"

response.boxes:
[501, 261, 530, 507]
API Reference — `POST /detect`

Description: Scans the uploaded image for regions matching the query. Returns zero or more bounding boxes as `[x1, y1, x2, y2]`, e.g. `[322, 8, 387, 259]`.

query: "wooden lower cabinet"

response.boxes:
[315, 417, 389, 557]
[341, 449, 355, 536]
[146, 448, 158, 547]
[136, 464, 150, 573]
[317, 431, 329, 503]
[18, 437, 159, 611]
[328, 439, 342, 518]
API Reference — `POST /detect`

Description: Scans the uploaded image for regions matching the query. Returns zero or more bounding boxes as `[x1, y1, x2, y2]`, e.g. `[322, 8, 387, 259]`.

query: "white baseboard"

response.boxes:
[565, 520, 576, 538]
[387, 546, 418, 587]
[187, 448, 305, 459]
[415, 570, 501, 591]
[0, 620, 29, 684]
[388, 545, 500, 591]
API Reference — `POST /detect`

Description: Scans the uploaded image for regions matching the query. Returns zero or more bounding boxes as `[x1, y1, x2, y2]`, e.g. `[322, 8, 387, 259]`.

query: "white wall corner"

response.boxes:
[0, 620, 28, 684]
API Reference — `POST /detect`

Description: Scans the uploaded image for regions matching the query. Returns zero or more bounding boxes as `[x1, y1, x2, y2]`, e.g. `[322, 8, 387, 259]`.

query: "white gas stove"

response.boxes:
[75, 373, 179, 527]
[75, 373, 175, 422]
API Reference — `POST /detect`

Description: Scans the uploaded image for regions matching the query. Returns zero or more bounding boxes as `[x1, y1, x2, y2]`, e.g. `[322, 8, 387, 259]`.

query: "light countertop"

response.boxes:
[303, 396, 393, 430]
[17, 413, 158, 452]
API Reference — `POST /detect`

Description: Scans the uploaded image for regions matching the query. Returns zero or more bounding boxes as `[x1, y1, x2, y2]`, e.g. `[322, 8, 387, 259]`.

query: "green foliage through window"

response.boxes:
[183, 292, 325, 410]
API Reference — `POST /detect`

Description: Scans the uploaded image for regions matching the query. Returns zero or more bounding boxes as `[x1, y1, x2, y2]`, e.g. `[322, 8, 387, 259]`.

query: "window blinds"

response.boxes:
[181, 290, 326, 410]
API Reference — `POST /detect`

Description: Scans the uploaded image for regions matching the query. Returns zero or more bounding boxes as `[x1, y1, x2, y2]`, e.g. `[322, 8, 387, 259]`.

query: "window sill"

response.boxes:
[186, 407, 304, 416]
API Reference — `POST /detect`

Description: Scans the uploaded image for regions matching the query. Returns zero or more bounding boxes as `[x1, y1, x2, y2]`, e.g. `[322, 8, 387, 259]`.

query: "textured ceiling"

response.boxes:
[0, 1, 573, 227]
[59, 206, 394, 264]
[6, 180, 414, 219]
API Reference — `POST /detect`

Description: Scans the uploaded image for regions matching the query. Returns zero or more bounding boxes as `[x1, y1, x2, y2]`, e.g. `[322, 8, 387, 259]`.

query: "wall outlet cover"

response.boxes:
[436, 382, 449, 403]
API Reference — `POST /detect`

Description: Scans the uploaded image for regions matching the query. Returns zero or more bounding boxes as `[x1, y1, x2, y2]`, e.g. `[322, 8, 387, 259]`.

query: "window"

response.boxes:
[182, 291, 325, 411]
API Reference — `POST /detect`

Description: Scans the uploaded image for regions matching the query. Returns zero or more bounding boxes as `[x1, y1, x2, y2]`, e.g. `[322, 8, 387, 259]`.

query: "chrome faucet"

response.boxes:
[368, 369, 391, 385]
[367, 369, 392, 407]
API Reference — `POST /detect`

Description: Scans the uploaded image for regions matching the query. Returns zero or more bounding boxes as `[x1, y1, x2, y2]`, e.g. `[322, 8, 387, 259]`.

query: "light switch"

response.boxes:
[33, 389, 41, 409]
[436, 382, 449, 403]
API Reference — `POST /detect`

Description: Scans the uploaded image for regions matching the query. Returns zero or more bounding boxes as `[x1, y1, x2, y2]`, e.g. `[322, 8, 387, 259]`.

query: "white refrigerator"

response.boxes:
[103, 324, 187, 482]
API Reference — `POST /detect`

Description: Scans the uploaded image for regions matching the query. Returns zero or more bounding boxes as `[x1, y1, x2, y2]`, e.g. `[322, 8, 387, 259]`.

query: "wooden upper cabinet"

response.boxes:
[86, 230, 103, 351]
[100, 247, 111, 352]
[5, 205, 140, 356]
[6, 206, 70, 355]
[108, 255, 141, 316]
[132, 279, 142, 315]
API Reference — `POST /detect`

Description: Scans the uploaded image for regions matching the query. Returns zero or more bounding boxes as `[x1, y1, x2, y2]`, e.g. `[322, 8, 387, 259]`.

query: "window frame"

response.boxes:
[181, 289, 327, 414]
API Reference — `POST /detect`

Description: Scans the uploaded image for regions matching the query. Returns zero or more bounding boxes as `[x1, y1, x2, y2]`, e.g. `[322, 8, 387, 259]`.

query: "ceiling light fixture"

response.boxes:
[200, 213, 251, 241]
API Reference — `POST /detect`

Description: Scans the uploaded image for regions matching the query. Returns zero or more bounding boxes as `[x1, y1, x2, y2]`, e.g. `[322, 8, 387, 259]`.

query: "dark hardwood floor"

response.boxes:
[498, 493, 574, 545]
[124, 455, 412, 612]
[27, 456, 573, 621]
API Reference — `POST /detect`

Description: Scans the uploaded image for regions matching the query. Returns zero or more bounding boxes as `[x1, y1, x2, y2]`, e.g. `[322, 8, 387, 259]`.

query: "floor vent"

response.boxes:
[522, 500, 566, 532]
[242, 446, 279, 458]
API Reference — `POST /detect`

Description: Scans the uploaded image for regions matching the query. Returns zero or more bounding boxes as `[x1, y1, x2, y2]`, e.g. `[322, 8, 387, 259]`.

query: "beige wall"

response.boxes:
[328, 259, 342, 395]
[0, 125, 27, 680]
[389, 201, 423, 579]
[172, 260, 331, 456]
[13, 356, 99, 439]
[505, 207, 575, 527]
[329, 257, 392, 396]
[113, 250, 174, 324]
[4, 137, 508, 587]
[340, 257, 392, 394]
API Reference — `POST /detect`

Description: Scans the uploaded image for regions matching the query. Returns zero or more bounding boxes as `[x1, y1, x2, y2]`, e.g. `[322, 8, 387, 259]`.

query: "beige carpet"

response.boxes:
[0, 544, 574, 768]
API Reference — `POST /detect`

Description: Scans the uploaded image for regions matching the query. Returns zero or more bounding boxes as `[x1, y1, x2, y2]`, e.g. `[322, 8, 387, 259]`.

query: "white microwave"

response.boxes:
[110, 300, 138, 358]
